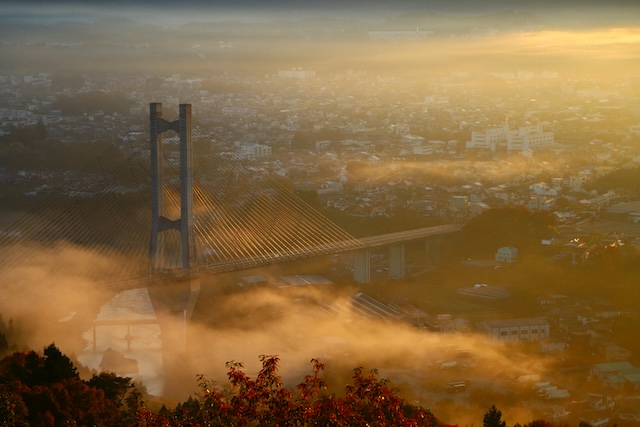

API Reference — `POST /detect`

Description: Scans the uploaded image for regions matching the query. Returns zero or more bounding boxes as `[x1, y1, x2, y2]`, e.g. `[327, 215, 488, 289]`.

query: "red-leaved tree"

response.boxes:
[138, 355, 445, 427]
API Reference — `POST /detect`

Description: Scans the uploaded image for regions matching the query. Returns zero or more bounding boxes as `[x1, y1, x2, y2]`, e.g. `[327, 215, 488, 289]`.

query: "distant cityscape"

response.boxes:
[1, 65, 639, 229]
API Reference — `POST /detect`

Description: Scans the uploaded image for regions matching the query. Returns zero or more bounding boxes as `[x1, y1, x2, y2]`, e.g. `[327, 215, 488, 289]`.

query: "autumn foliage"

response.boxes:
[139, 355, 443, 427]
[1, 345, 563, 427]
[0, 344, 142, 426]
[0, 344, 443, 426]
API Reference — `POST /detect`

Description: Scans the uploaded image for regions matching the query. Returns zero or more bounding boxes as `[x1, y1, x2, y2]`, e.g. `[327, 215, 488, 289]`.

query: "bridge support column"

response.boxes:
[179, 104, 194, 274]
[425, 239, 432, 266]
[353, 248, 371, 284]
[149, 102, 194, 274]
[388, 243, 406, 279]
[149, 103, 164, 271]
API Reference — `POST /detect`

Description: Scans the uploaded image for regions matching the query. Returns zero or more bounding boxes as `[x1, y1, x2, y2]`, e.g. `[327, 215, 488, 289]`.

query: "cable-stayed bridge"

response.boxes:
[0, 103, 459, 296]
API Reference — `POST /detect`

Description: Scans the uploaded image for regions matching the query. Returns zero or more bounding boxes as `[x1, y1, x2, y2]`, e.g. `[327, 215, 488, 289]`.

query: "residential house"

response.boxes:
[599, 343, 632, 362]
[529, 195, 556, 211]
[590, 361, 640, 391]
[529, 182, 559, 196]
[587, 393, 616, 412]
[495, 246, 518, 263]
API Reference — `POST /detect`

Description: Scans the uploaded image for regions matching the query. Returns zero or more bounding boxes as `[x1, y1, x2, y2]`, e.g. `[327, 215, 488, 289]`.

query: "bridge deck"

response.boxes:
[358, 224, 461, 248]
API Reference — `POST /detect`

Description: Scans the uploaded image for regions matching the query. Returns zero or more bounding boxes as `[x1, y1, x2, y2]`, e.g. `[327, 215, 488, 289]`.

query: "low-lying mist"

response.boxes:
[0, 242, 137, 351]
[0, 245, 636, 425]
[164, 279, 554, 425]
[0, 244, 555, 425]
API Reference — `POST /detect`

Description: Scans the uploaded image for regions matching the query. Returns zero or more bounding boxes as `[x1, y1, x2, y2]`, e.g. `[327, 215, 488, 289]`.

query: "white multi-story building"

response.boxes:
[529, 182, 559, 196]
[232, 143, 272, 161]
[478, 317, 550, 342]
[466, 125, 509, 152]
[466, 124, 554, 153]
[507, 124, 554, 153]
[403, 134, 425, 144]
[412, 144, 433, 156]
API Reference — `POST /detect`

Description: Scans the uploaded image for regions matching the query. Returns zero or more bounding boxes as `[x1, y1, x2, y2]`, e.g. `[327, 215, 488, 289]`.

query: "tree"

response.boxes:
[0, 389, 28, 427]
[1, 345, 565, 426]
[88, 371, 133, 403]
[0, 345, 141, 426]
[33, 118, 47, 141]
[483, 405, 507, 427]
[43, 343, 78, 383]
[459, 207, 558, 257]
[553, 196, 573, 211]
[88, 371, 146, 425]
[0, 334, 8, 359]
[291, 131, 313, 149]
[589, 166, 640, 197]
[139, 355, 443, 427]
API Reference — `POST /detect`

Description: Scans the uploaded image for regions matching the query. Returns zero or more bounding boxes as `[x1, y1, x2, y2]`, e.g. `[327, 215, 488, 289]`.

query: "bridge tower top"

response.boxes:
[149, 103, 194, 275]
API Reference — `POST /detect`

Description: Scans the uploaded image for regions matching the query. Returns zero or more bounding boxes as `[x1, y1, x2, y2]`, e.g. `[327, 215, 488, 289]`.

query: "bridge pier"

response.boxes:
[148, 276, 201, 353]
[350, 227, 462, 284]
[353, 248, 371, 284]
[388, 243, 406, 279]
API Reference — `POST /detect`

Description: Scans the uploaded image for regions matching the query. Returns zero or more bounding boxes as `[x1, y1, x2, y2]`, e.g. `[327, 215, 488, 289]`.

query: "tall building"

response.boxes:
[466, 125, 509, 152]
[507, 124, 554, 153]
[466, 123, 554, 153]
[232, 142, 272, 161]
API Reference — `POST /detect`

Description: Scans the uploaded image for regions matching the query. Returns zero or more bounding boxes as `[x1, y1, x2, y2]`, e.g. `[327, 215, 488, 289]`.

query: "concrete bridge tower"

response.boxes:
[149, 103, 194, 274]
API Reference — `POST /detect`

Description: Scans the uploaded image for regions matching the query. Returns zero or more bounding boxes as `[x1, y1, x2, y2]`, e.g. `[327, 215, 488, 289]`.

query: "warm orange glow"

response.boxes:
[510, 27, 640, 59]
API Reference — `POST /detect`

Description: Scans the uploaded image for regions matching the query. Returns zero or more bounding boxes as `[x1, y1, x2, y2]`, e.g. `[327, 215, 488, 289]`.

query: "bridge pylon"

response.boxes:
[149, 103, 195, 275]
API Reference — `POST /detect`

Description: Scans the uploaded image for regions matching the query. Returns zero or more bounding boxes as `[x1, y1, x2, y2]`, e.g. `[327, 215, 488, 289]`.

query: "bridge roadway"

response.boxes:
[201, 223, 461, 283]
[202, 223, 461, 274]
[358, 224, 461, 248]
[101, 223, 462, 288]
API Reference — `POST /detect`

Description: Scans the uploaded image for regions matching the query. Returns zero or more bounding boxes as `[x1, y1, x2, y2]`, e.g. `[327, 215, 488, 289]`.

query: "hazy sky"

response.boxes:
[3, 0, 640, 26]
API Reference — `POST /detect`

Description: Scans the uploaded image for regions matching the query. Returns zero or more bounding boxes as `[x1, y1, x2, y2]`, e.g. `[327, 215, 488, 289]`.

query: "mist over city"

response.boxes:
[1, 1, 640, 426]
